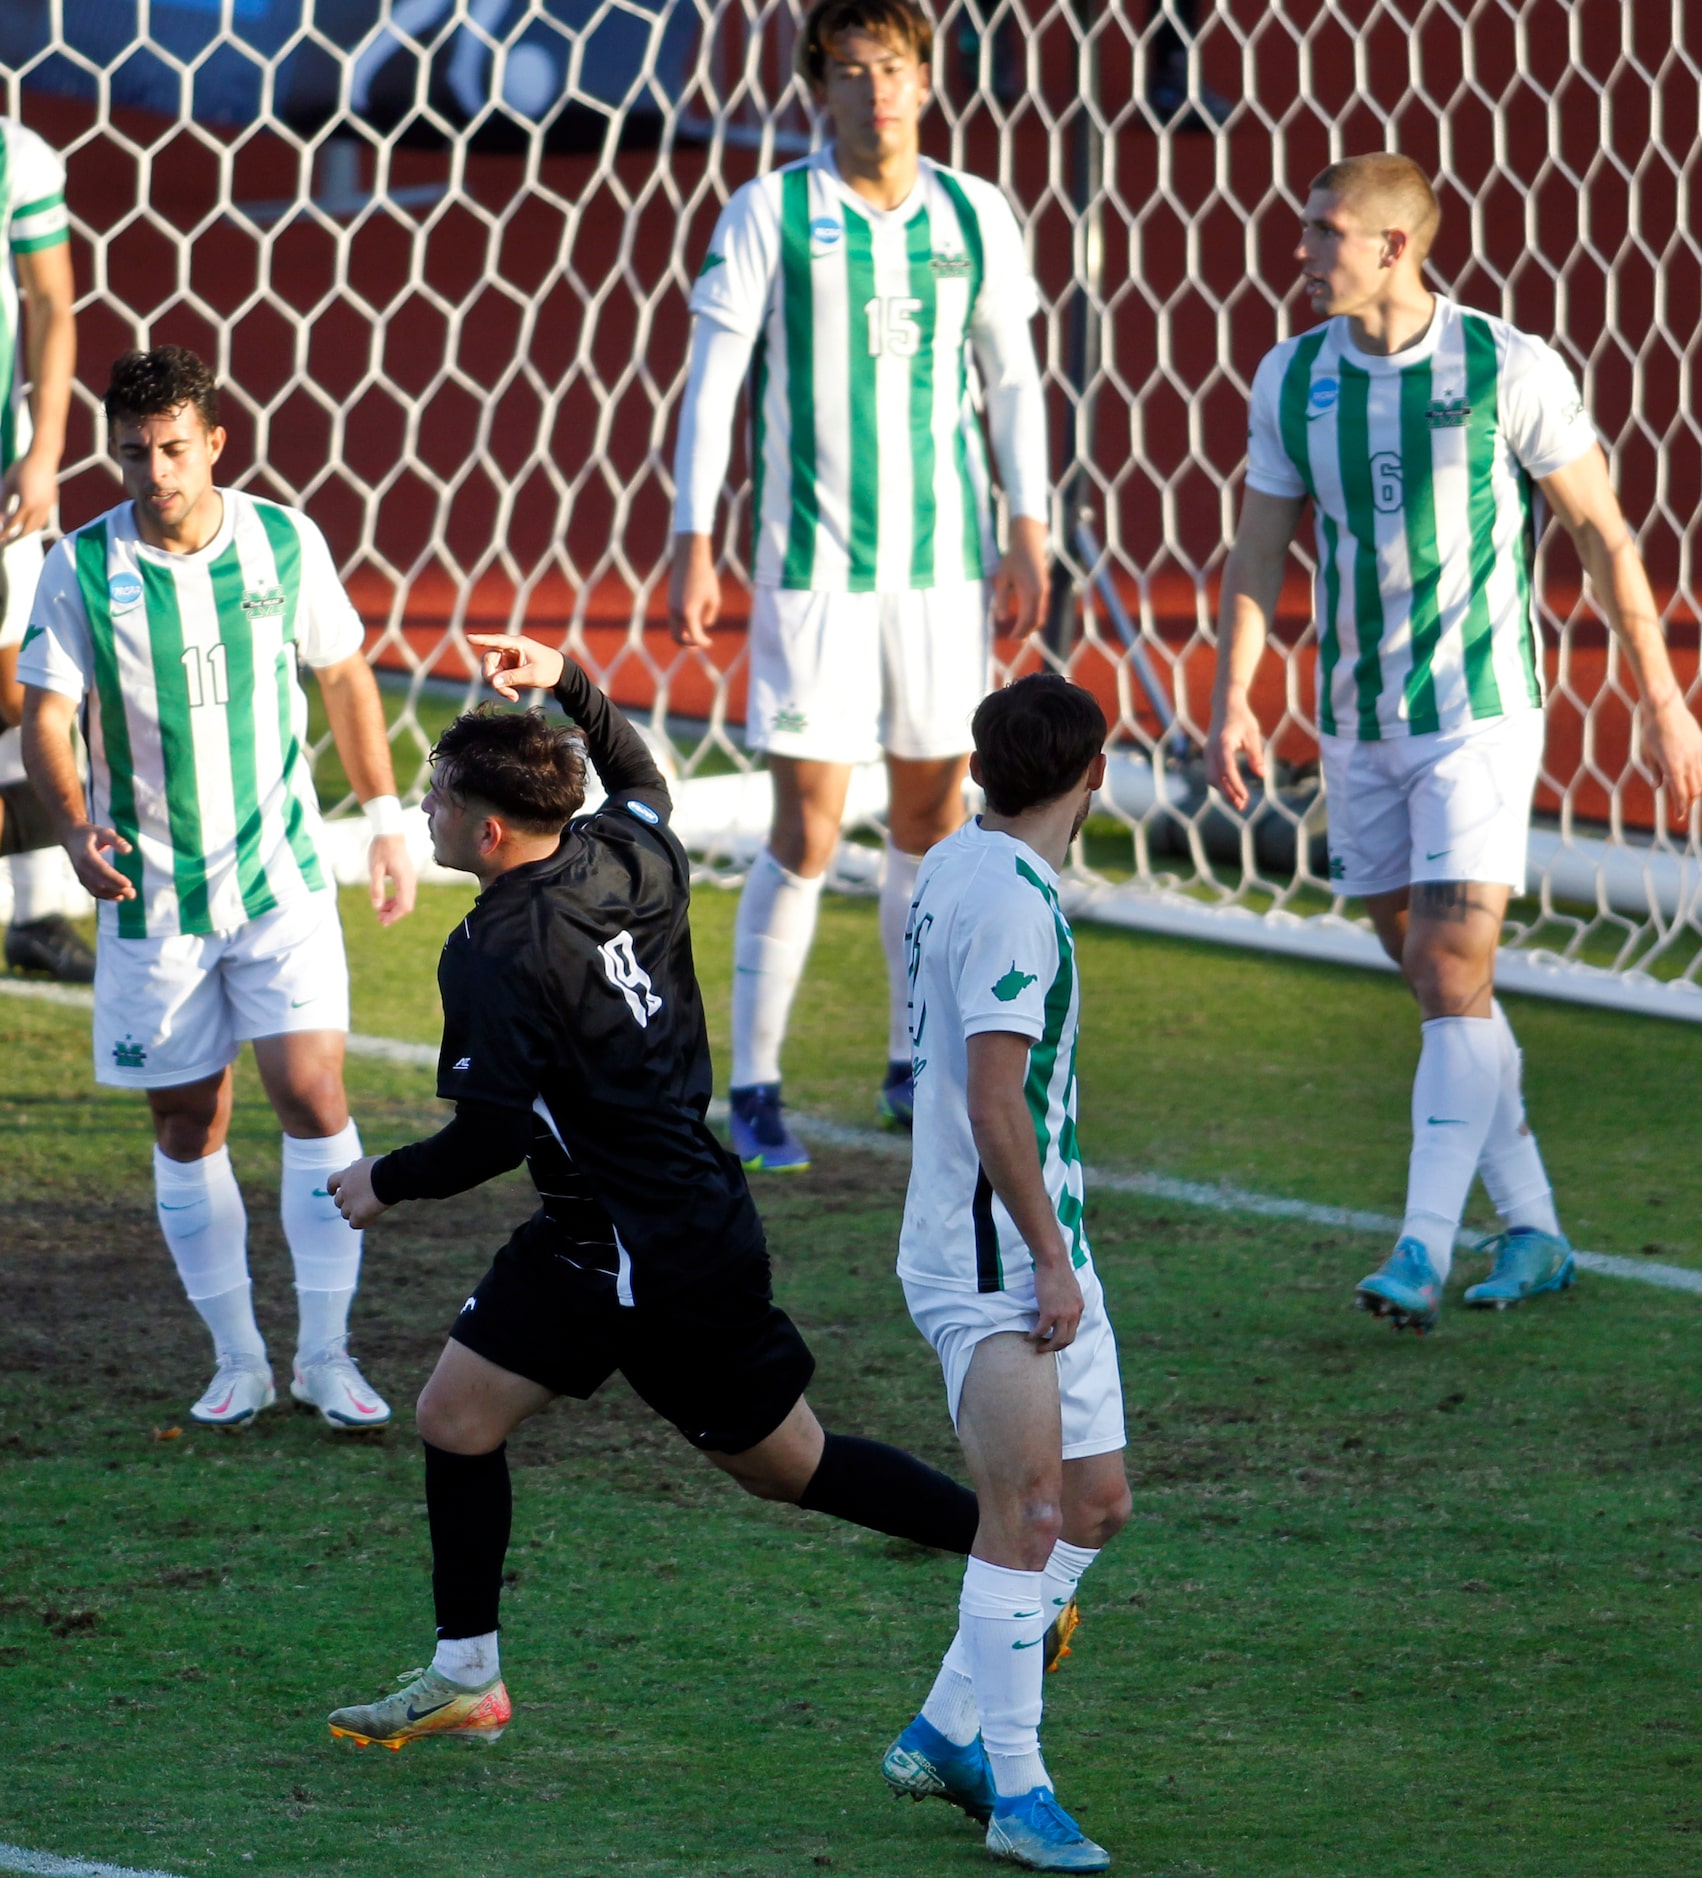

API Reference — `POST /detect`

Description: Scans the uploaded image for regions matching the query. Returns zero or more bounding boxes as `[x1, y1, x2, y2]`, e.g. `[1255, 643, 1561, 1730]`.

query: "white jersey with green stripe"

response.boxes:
[1246, 296, 1598, 741]
[897, 819, 1091, 1296]
[0, 119, 70, 476]
[690, 149, 1036, 592]
[18, 491, 365, 941]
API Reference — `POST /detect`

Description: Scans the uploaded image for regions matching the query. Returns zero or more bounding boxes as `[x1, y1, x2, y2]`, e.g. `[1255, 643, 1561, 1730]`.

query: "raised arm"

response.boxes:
[1206, 488, 1305, 810]
[966, 1029, 1083, 1352]
[1538, 446, 1702, 819]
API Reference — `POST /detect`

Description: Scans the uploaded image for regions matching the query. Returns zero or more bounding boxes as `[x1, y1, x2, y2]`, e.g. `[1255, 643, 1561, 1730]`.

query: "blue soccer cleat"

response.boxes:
[877, 1060, 915, 1132]
[727, 1083, 810, 1172]
[985, 1786, 1111, 1871]
[881, 1714, 996, 1825]
[1463, 1229, 1576, 1310]
[1355, 1236, 1442, 1334]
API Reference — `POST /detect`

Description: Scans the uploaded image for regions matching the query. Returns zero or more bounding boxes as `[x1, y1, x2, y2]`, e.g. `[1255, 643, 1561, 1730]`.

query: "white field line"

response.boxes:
[5, 976, 1699, 1298]
[0, 1845, 188, 1878]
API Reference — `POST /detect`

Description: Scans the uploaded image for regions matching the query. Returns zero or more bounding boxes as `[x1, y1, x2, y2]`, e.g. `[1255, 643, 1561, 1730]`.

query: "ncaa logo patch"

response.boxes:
[809, 215, 842, 254]
[1307, 377, 1339, 417]
[624, 799, 660, 825]
[109, 572, 144, 611]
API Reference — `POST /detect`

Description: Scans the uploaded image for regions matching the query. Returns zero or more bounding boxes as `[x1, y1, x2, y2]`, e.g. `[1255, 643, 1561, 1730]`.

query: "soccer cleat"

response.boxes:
[1463, 1229, 1577, 1310]
[877, 1060, 915, 1132]
[727, 1082, 810, 1172]
[985, 1786, 1111, 1872]
[291, 1339, 392, 1429]
[327, 1665, 511, 1750]
[5, 913, 96, 983]
[189, 1353, 276, 1428]
[1042, 1596, 1079, 1673]
[1355, 1236, 1443, 1334]
[882, 1714, 996, 1825]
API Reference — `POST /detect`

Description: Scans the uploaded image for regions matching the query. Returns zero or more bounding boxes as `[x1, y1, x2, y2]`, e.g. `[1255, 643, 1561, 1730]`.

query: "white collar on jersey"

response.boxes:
[816, 144, 927, 223]
[964, 814, 1062, 889]
[1334, 292, 1453, 373]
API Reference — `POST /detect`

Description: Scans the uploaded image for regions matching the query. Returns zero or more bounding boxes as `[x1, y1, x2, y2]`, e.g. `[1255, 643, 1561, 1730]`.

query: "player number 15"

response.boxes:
[864, 295, 923, 358]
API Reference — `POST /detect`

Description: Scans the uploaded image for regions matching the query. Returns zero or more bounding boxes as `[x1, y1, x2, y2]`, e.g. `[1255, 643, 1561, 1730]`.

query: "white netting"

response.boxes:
[9, 0, 1702, 1016]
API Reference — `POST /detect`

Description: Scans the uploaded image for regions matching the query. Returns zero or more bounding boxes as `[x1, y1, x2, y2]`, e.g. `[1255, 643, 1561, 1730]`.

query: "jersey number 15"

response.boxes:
[864, 296, 924, 358]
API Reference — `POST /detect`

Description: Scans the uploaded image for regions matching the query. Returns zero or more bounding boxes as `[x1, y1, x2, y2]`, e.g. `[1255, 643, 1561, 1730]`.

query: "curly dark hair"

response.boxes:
[103, 346, 221, 433]
[796, 0, 934, 86]
[972, 674, 1107, 816]
[431, 705, 587, 834]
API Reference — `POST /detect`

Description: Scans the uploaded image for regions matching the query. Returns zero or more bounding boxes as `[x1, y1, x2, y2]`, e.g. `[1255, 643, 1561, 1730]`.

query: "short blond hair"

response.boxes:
[1311, 153, 1440, 266]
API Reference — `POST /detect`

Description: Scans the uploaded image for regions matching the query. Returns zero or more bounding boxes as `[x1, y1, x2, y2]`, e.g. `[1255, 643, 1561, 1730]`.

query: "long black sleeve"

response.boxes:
[371, 1100, 531, 1205]
[552, 658, 672, 819]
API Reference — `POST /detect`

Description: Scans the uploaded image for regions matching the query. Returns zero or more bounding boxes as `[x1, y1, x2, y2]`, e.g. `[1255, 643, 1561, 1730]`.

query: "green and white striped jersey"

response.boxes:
[897, 819, 1091, 1295]
[1247, 296, 1597, 741]
[0, 119, 70, 476]
[690, 149, 1037, 592]
[18, 491, 365, 940]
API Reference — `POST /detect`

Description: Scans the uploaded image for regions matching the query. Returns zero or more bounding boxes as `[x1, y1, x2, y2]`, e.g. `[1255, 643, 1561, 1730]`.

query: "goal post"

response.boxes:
[6, 0, 1701, 1018]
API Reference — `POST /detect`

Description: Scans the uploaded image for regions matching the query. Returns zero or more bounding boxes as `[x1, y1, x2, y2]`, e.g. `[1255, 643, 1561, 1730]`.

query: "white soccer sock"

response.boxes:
[1042, 1537, 1099, 1627]
[9, 846, 62, 924]
[880, 839, 923, 1065]
[432, 1630, 500, 1688]
[1477, 1001, 1562, 1236]
[154, 1146, 264, 1359]
[280, 1123, 364, 1360]
[1401, 1015, 1502, 1282]
[730, 847, 824, 1088]
[919, 1629, 980, 1747]
[960, 1556, 1050, 1798]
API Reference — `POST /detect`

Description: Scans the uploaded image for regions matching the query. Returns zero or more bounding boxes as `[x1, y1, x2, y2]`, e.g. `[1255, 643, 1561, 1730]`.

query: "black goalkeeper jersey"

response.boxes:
[377, 661, 764, 1302]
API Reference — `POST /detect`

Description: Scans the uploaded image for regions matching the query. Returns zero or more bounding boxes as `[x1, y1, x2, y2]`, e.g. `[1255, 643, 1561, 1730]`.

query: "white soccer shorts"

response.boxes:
[93, 888, 350, 1089]
[1320, 710, 1545, 900]
[746, 580, 993, 765]
[902, 1262, 1127, 1461]
[0, 530, 44, 652]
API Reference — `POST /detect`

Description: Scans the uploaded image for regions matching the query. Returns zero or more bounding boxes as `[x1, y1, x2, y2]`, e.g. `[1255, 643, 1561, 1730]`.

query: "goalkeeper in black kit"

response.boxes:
[323, 633, 979, 1750]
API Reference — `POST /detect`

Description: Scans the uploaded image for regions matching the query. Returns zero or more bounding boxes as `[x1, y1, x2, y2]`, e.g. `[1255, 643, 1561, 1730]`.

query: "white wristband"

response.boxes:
[362, 794, 405, 838]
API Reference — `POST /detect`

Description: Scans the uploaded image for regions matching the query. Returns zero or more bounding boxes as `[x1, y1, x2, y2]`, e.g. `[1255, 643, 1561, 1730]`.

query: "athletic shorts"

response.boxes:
[0, 531, 44, 652]
[93, 888, 350, 1089]
[746, 580, 993, 764]
[1320, 712, 1545, 900]
[902, 1263, 1126, 1461]
[450, 1224, 817, 1455]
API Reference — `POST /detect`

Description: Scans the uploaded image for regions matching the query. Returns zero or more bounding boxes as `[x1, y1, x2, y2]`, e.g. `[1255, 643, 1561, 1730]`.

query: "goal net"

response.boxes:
[9, 0, 1701, 1018]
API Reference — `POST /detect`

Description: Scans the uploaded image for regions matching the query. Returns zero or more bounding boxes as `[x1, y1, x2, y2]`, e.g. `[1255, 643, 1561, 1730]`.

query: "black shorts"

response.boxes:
[448, 1223, 817, 1455]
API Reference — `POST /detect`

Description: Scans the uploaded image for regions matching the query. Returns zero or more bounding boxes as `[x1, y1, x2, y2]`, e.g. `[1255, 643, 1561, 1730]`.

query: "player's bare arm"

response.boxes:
[965, 1028, 1083, 1352]
[992, 515, 1050, 640]
[327, 1155, 387, 1229]
[316, 650, 417, 925]
[20, 682, 135, 900]
[1207, 488, 1306, 810]
[467, 629, 566, 696]
[1537, 446, 1702, 819]
[0, 240, 75, 545]
[667, 533, 721, 649]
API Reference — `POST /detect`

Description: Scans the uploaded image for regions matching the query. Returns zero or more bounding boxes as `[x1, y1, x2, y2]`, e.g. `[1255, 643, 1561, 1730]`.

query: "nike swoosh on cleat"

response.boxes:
[404, 1699, 456, 1721]
[207, 1390, 235, 1414]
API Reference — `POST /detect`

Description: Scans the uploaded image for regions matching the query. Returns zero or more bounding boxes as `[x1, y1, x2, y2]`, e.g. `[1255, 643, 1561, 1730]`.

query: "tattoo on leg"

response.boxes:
[1411, 880, 1494, 925]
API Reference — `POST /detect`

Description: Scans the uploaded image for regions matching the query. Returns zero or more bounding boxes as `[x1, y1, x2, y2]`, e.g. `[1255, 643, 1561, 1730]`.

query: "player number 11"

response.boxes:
[180, 641, 231, 709]
[863, 295, 924, 358]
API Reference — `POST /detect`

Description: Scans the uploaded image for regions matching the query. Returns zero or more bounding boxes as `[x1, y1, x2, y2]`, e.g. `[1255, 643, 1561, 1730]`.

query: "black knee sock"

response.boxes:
[797, 1432, 978, 1553]
[424, 1440, 512, 1639]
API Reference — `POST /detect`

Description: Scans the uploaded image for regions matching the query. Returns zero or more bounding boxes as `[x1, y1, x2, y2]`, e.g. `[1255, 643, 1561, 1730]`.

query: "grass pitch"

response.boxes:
[2, 884, 1699, 1878]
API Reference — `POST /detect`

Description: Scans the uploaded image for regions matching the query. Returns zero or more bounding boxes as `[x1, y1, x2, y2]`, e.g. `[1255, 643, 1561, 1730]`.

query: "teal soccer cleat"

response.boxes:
[1355, 1236, 1443, 1334]
[985, 1786, 1111, 1872]
[882, 1714, 996, 1824]
[1463, 1229, 1576, 1309]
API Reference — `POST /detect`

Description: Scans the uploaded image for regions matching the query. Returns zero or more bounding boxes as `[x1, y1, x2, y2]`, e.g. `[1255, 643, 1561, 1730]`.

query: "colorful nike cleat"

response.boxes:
[882, 1714, 996, 1824]
[985, 1786, 1111, 1872]
[1463, 1229, 1577, 1309]
[1355, 1237, 1443, 1334]
[1042, 1596, 1079, 1674]
[291, 1339, 392, 1429]
[727, 1082, 811, 1172]
[189, 1353, 275, 1428]
[327, 1666, 511, 1749]
[877, 1060, 915, 1132]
